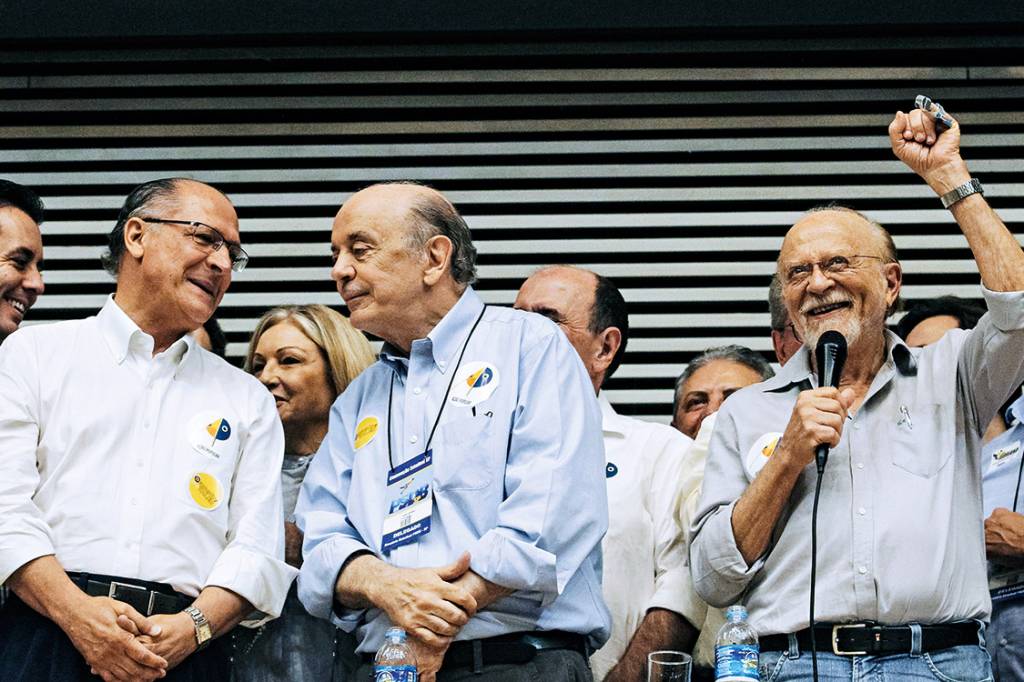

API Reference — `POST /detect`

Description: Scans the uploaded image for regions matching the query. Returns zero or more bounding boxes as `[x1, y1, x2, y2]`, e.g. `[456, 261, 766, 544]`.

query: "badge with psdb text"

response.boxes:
[381, 450, 434, 553]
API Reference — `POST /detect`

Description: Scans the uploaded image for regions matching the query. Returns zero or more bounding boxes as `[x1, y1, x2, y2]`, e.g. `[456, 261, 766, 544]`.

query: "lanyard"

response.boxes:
[385, 305, 487, 469]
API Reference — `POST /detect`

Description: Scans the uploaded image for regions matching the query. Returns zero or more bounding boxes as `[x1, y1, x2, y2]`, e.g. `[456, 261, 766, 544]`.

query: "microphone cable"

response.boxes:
[809, 457, 825, 682]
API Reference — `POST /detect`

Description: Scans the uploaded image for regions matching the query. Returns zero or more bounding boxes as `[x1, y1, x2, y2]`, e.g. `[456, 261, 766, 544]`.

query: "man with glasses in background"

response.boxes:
[691, 106, 1024, 679]
[0, 178, 295, 681]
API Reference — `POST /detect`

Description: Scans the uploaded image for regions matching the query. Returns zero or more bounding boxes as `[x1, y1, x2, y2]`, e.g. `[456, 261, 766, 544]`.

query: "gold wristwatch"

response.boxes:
[183, 605, 213, 650]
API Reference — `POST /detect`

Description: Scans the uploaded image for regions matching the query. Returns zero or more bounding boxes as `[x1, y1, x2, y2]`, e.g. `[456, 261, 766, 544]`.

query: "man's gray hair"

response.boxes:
[100, 178, 184, 277]
[387, 182, 477, 286]
[768, 275, 788, 331]
[672, 345, 775, 415]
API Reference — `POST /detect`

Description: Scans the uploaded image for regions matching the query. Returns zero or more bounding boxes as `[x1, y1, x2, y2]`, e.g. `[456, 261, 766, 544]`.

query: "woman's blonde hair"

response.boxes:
[245, 304, 376, 398]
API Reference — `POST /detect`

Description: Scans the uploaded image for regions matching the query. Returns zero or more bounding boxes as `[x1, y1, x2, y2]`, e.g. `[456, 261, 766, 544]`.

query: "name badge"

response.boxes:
[381, 450, 434, 553]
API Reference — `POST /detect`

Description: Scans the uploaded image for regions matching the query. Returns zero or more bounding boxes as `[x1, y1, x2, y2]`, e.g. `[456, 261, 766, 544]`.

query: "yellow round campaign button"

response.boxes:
[354, 416, 379, 450]
[189, 472, 223, 510]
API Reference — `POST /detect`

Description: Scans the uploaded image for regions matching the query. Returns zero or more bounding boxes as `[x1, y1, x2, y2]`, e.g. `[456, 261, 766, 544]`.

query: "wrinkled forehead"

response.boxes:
[778, 210, 886, 268]
[332, 187, 415, 242]
[171, 182, 240, 241]
[519, 268, 596, 315]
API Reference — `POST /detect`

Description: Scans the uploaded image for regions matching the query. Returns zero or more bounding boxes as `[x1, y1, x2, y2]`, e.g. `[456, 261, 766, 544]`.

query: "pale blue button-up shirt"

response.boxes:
[296, 288, 611, 653]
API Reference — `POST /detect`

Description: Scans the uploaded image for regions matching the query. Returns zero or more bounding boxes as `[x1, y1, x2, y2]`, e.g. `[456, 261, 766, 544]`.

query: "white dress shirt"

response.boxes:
[0, 296, 296, 618]
[590, 395, 698, 681]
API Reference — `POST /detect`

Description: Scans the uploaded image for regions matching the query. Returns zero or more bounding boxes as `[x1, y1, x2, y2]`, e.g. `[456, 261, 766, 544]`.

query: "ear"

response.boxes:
[593, 326, 622, 379]
[771, 329, 789, 366]
[123, 216, 147, 261]
[883, 261, 903, 311]
[422, 234, 454, 287]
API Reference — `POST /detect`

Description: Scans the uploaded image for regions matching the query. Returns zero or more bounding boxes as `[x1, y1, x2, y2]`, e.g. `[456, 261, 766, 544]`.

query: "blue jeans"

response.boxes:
[989, 599, 1024, 682]
[759, 631, 993, 681]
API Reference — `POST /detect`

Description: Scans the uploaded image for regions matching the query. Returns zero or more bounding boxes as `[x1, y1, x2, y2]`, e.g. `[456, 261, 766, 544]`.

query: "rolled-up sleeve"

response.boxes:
[295, 400, 374, 629]
[204, 388, 297, 621]
[0, 330, 55, 585]
[467, 329, 607, 604]
[689, 407, 766, 608]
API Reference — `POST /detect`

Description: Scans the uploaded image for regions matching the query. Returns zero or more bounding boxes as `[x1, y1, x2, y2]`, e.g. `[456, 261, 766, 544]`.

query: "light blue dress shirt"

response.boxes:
[295, 287, 611, 653]
[982, 394, 1024, 520]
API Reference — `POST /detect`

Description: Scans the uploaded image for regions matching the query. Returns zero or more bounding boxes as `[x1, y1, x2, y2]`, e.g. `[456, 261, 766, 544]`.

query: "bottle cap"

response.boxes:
[385, 626, 407, 642]
[725, 604, 748, 621]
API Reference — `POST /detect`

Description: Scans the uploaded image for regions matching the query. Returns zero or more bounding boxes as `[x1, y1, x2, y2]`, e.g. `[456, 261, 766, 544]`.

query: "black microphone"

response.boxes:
[814, 330, 848, 474]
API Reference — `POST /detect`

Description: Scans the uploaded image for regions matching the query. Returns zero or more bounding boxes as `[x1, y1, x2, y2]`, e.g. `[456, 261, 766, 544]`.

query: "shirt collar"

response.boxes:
[96, 294, 195, 371]
[759, 329, 915, 393]
[598, 392, 630, 436]
[380, 287, 484, 375]
[1006, 393, 1024, 426]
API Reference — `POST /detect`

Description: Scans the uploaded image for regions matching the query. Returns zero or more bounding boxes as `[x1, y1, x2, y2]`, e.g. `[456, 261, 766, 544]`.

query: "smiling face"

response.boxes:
[131, 182, 238, 336]
[778, 210, 901, 352]
[330, 185, 434, 345]
[251, 320, 335, 444]
[0, 205, 44, 341]
[673, 359, 765, 439]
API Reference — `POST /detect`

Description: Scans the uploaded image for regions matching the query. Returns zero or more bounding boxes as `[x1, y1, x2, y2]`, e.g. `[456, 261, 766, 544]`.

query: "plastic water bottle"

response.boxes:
[714, 604, 759, 681]
[374, 627, 418, 682]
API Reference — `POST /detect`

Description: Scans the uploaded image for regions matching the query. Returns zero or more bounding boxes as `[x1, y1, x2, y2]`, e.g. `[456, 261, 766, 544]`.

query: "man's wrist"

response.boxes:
[924, 160, 972, 196]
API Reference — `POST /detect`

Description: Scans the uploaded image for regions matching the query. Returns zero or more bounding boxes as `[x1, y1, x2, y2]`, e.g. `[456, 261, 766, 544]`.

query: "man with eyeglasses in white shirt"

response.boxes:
[0, 178, 296, 682]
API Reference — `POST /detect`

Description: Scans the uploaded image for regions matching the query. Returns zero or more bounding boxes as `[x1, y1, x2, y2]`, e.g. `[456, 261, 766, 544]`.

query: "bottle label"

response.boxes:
[375, 664, 418, 682]
[715, 644, 759, 680]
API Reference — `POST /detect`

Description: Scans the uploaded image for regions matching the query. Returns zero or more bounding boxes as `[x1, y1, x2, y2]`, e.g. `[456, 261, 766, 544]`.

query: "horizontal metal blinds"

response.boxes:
[1, 35, 1021, 422]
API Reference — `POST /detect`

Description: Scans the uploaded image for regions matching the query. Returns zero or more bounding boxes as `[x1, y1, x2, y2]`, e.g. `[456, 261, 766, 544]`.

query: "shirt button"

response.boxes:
[1001, 638, 1009, 646]
[858, 565, 868, 575]
[858, 507, 866, 516]
[438, 361, 447, 369]
[857, 462, 865, 470]
[409, 435, 418, 444]
[130, 498, 139, 506]
[413, 387, 422, 395]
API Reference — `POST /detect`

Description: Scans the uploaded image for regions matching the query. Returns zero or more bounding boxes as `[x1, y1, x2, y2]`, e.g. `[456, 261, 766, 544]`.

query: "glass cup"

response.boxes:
[647, 650, 692, 682]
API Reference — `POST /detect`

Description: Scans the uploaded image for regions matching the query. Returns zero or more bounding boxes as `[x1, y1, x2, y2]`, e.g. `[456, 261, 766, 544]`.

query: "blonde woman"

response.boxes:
[234, 304, 375, 681]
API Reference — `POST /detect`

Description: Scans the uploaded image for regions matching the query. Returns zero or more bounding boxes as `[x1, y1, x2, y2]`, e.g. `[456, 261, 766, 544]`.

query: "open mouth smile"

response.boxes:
[3, 297, 27, 316]
[806, 301, 852, 318]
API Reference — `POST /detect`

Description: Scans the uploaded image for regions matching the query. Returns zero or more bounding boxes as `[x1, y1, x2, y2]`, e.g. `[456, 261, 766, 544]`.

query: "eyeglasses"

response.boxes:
[140, 217, 249, 272]
[782, 322, 802, 343]
[780, 254, 887, 288]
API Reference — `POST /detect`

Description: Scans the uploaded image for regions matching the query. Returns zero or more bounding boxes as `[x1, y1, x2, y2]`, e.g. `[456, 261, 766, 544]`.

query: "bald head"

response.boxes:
[515, 265, 628, 393]
[340, 183, 477, 286]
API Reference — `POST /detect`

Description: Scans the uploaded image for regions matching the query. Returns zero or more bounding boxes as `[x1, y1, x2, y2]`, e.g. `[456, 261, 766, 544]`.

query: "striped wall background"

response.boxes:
[2, 33, 1022, 421]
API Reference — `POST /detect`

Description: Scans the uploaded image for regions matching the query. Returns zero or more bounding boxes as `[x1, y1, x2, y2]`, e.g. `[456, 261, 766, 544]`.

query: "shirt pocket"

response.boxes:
[889, 402, 954, 478]
[432, 414, 495, 491]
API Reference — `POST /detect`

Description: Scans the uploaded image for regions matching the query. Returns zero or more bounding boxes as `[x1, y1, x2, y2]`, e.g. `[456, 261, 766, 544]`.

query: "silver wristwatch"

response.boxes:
[184, 605, 213, 650]
[940, 178, 984, 209]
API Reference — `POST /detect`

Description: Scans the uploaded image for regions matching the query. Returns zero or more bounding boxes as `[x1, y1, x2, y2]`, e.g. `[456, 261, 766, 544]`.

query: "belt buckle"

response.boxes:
[108, 581, 156, 616]
[832, 623, 868, 656]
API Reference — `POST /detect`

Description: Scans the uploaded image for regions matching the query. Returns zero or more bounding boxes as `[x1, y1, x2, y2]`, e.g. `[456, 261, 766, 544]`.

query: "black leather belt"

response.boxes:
[67, 572, 191, 617]
[761, 622, 980, 656]
[362, 630, 588, 671]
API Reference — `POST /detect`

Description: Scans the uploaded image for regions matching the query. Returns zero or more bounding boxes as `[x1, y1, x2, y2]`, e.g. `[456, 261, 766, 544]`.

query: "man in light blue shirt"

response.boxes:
[296, 182, 610, 681]
[982, 392, 1024, 681]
